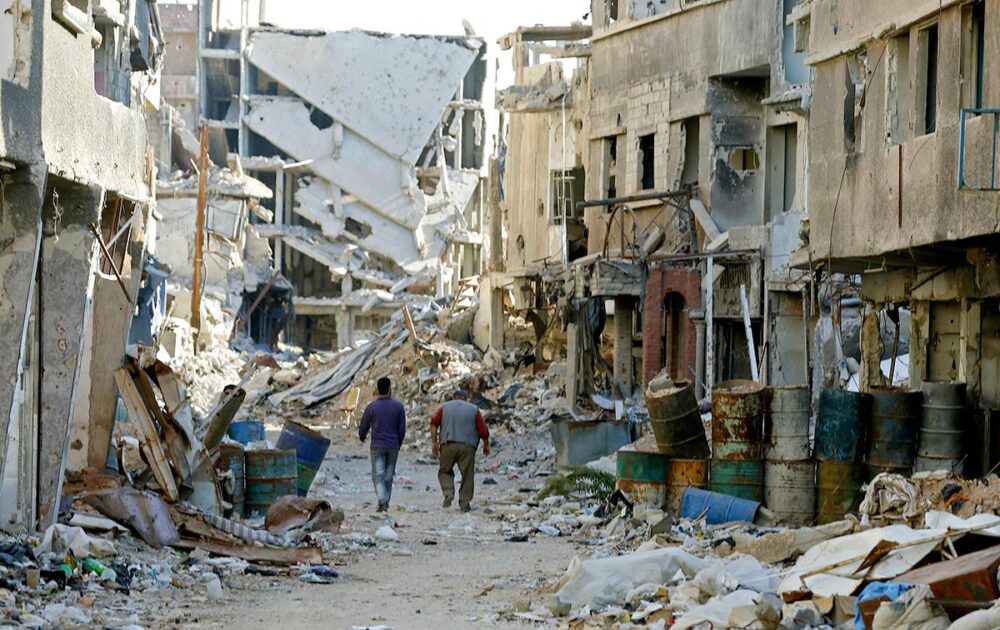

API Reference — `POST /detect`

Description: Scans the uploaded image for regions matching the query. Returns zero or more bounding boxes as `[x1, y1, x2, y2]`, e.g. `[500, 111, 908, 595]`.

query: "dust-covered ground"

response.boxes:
[145, 421, 574, 630]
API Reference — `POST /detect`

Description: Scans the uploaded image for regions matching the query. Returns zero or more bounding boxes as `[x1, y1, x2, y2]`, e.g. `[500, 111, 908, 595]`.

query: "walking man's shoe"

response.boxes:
[442, 497, 453, 509]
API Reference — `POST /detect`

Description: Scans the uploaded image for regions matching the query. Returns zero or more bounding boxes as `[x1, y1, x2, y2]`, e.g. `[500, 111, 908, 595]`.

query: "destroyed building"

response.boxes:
[188, 0, 489, 350]
[496, 0, 814, 405]
[0, 0, 164, 531]
[799, 0, 1000, 473]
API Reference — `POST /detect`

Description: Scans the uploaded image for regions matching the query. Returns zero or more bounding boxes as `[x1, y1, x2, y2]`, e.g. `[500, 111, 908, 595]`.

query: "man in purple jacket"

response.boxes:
[358, 377, 407, 512]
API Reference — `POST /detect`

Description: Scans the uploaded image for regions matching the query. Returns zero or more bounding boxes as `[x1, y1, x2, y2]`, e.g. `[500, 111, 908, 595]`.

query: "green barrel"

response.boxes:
[816, 461, 864, 524]
[866, 388, 922, 479]
[244, 449, 298, 517]
[709, 459, 764, 502]
[616, 438, 669, 508]
[712, 380, 765, 460]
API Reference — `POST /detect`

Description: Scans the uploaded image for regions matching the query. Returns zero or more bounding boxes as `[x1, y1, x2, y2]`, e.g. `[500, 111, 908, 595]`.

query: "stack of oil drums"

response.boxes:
[764, 386, 815, 525]
[709, 380, 765, 502]
[618, 380, 710, 514]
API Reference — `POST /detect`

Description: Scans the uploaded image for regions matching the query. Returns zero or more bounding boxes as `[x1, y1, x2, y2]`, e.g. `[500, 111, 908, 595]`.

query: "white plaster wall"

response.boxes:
[0, 0, 13, 81]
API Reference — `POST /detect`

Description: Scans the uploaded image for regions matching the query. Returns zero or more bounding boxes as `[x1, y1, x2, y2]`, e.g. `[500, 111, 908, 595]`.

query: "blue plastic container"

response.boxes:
[228, 420, 266, 445]
[816, 389, 868, 463]
[275, 420, 331, 496]
[680, 487, 760, 524]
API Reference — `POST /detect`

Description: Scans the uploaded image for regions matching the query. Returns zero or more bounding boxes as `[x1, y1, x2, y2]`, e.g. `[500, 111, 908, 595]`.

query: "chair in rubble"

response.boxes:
[338, 387, 362, 429]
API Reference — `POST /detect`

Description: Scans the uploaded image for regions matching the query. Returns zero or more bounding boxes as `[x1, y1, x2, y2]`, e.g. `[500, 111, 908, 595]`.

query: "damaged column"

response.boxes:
[37, 182, 101, 529]
[613, 297, 635, 396]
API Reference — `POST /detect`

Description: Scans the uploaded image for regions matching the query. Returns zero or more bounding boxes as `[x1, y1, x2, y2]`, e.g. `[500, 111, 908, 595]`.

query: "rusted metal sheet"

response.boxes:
[896, 544, 1000, 620]
[666, 458, 708, 516]
[816, 461, 864, 524]
[764, 460, 816, 526]
[646, 380, 710, 458]
[915, 381, 967, 474]
[711, 380, 765, 460]
[866, 387, 922, 478]
[765, 385, 811, 461]
[82, 487, 180, 549]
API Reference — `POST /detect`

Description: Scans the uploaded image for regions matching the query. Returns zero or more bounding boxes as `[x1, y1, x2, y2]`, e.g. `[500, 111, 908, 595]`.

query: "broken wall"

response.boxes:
[808, 1, 1000, 261]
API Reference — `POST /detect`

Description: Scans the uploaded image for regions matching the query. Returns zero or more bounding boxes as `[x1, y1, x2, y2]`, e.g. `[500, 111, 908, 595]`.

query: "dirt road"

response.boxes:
[171, 423, 573, 629]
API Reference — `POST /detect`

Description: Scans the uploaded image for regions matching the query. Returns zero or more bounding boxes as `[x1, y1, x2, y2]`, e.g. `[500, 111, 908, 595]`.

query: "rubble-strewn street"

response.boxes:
[6, 0, 1000, 628]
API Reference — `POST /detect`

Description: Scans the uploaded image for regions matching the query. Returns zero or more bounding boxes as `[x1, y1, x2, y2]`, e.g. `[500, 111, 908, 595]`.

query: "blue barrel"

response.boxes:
[244, 449, 298, 516]
[681, 487, 760, 524]
[275, 420, 331, 496]
[228, 420, 265, 445]
[816, 390, 868, 462]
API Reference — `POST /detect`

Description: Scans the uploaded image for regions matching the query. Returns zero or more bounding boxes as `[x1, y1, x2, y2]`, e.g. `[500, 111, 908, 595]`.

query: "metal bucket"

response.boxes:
[244, 449, 298, 517]
[228, 420, 266, 445]
[764, 460, 816, 526]
[765, 385, 811, 461]
[666, 458, 709, 517]
[275, 420, 332, 496]
[866, 388, 922, 478]
[213, 443, 246, 517]
[645, 380, 710, 458]
[711, 380, 765, 460]
[915, 381, 967, 474]
[816, 389, 868, 463]
[615, 440, 669, 508]
[681, 487, 760, 524]
[709, 458, 764, 502]
[816, 461, 864, 524]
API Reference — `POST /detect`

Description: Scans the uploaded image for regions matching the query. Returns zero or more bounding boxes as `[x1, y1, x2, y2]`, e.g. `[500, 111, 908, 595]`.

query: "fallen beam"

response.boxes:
[172, 538, 324, 565]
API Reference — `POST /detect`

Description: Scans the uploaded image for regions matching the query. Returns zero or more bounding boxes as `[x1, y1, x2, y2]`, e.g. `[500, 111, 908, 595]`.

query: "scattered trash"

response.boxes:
[375, 526, 400, 542]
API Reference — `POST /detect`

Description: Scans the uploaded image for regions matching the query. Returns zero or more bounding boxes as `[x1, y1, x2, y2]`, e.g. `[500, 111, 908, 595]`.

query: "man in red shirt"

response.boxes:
[430, 390, 490, 513]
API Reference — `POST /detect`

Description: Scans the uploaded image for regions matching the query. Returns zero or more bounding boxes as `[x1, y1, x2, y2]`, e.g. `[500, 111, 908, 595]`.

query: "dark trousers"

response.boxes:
[438, 442, 477, 508]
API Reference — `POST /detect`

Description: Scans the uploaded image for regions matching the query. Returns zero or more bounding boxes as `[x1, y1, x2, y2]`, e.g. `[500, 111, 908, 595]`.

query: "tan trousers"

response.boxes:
[438, 442, 477, 508]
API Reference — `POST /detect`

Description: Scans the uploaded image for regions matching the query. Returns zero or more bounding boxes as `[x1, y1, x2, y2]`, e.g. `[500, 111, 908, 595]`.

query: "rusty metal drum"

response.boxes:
[709, 458, 764, 502]
[816, 389, 868, 463]
[816, 461, 864, 524]
[244, 449, 298, 517]
[865, 388, 923, 479]
[615, 437, 669, 508]
[666, 458, 709, 517]
[711, 380, 765, 460]
[645, 380, 711, 458]
[915, 381, 966, 474]
[765, 385, 811, 461]
[764, 459, 816, 525]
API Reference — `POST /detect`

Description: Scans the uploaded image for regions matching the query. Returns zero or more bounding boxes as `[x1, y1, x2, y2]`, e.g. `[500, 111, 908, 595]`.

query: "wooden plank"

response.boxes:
[689, 199, 721, 243]
[172, 538, 324, 565]
[113, 368, 180, 501]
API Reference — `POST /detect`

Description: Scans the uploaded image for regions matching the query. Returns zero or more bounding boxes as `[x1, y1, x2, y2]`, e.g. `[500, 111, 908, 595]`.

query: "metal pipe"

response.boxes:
[740, 284, 759, 382]
[693, 314, 706, 399]
[705, 257, 715, 395]
[577, 189, 689, 209]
